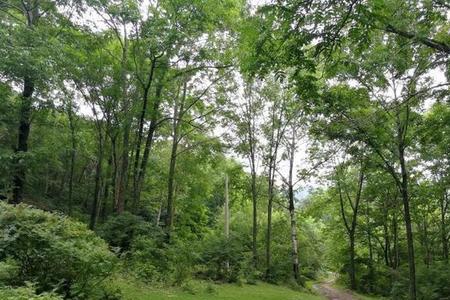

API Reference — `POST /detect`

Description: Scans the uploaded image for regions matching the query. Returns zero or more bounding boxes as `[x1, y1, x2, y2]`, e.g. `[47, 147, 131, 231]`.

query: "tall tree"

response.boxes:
[335, 162, 365, 290]
[0, 0, 75, 203]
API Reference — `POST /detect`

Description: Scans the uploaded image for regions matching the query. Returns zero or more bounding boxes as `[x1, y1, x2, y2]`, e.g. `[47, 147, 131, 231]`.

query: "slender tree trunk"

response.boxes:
[441, 190, 449, 262]
[224, 174, 230, 272]
[251, 160, 257, 268]
[165, 81, 186, 232]
[289, 196, 299, 281]
[287, 130, 300, 281]
[266, 175, 273, 278]
[349, 234, 356, 289]
[11, 76, 34, 204]
[265, 105, 282, 279]
[383, 201, 391, 267]
[90, 130, 104, 230]
[243, 87, 258, 269]
[393, 210, 400, 269]
[156, 198, 163, 226]
[135, 82, 164, 208]
[11, 2, 38, 204]
[67, 101, 76, 215]
[133, 59, 157, 203]
[114, 30, 129, 214]
[367, 221, 374, 292]
[165, 138, 178, 230]
[248, 123, 258, 269]
[337, 163, 364, 290]
[225, 174, 230, 238]
[398, 143, 416, 300]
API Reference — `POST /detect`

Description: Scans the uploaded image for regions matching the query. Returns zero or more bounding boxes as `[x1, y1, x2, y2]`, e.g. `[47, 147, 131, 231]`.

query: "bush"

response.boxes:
[0, 284, 62, 300]
[129, 235, 197, 285]
[97, 212, 156, 253]
[199, 232, 245, 282]
[0, 203, 117, 299]
[416, 262, 450, 300]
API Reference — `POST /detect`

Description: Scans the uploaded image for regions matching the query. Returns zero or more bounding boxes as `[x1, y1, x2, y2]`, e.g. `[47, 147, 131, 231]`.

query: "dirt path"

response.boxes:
[312, 282, 358, 300]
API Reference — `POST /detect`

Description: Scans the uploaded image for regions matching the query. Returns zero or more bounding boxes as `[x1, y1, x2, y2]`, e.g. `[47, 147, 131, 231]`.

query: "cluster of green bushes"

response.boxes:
[97, 209, 324, 287]
[0, 203, 119, 299]
[0, 202, 324, 299]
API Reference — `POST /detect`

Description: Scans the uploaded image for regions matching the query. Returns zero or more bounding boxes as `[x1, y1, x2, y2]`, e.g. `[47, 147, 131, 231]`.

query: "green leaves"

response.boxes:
[0, 203, 117, 298]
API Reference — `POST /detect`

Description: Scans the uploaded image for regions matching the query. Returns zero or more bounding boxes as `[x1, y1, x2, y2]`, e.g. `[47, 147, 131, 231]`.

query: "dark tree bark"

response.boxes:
[385, 24, 450, 55]
[10, 2, 39, 204]
[398, 119, 417, 300]
[90, 125, 104, 230]
[11, 75, 35, 204]
[132, 58, 157, 204]
[134, 80, 165, 209]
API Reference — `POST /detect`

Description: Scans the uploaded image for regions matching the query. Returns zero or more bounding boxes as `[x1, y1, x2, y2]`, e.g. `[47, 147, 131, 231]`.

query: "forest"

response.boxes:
[0, 0, 449, 299]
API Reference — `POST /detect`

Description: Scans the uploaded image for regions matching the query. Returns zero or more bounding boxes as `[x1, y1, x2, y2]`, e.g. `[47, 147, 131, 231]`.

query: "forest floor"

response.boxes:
[117, 277, 324, 300]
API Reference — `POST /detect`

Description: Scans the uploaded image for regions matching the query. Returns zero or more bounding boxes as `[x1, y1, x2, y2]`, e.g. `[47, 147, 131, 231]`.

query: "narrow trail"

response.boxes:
[312, 282, 358, 300]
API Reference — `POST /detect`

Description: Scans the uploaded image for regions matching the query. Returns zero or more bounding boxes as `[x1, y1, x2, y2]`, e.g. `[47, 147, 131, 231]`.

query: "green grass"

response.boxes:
[116, 277, 324, 300]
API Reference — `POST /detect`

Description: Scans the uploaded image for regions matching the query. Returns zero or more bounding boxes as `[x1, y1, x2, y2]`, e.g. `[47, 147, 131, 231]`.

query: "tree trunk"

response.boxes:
[287, 129, 299, 281]
[67, 101, 76, 215]
[289, 198, 299, 281]
[134, 82, 165, 208]
[251, 162, 258, 268]
[393, 210, 400, 269]
[165, 81, 186, 233]
[337, 163, 364, 291]
[90, 131, 104, 230]
[248, 122, 258, 269]
[266, 178, 273, 278]
[349, 234, 356, 290]
[225, 174, 230, 238]
[11, 76, 35, 204]
[133, 59, 157, 202]
[224, 174, 230, 272]
[441, 190, 449, 262]
[165, 137, 178, 231]
[265, 105, 282, 279]
[114, 30, 129, 214]
[11, 2, 39, 204]
[398, 143, 416, 300]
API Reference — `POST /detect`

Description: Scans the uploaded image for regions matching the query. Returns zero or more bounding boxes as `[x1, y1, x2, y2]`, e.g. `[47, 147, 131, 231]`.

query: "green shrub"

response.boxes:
[0, 203, 117, 299]
[205, 282, 218, 294]
[127, 237, 166, 282]
[180, 280, 198, 295]
[129, 234, 197, 285]
[199, 232, 245, 282]
[0, 258, 19, 284]
[0, 284, 62, 300]
[416, 262, 450, 300]
[97, 212, 157, 253]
